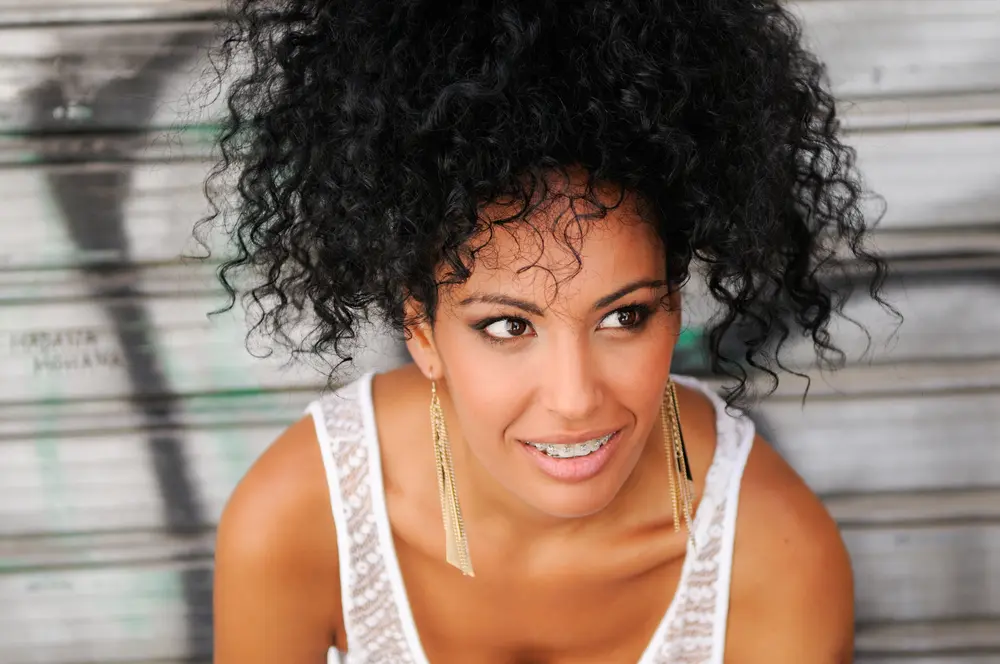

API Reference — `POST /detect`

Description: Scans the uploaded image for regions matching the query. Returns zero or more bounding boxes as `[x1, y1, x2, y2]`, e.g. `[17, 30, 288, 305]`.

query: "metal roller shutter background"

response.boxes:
[0, 1, 998, 662]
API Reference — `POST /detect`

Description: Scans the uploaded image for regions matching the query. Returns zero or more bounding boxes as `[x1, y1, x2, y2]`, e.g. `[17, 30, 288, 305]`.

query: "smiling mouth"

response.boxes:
[522, 432, 616, 459]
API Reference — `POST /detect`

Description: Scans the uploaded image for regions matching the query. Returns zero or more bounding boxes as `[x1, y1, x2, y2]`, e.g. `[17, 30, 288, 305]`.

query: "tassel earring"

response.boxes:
[430, 380, 475, 577]
[662, 381, 696, 538]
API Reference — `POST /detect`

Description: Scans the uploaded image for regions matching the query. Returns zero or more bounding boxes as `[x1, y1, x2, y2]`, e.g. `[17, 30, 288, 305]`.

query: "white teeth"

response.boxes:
[526, 433, 614, 459]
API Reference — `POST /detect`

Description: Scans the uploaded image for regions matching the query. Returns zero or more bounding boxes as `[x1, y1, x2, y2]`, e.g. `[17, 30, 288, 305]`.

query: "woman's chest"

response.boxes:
[399, 555, 684, 664]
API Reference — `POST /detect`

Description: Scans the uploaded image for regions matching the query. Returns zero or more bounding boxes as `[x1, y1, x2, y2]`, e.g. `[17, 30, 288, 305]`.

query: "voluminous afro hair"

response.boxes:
[203, 0, 889, 404]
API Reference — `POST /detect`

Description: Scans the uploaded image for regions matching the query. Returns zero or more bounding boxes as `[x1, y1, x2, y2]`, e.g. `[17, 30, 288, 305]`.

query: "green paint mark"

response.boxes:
[124, 569, 184, 637]
[0, 558, 27, 572]
[34, 364, 71, 533]
[34, 435, 67, 529]
[676, 327, 702, 351]
[201, 322, 280, 486]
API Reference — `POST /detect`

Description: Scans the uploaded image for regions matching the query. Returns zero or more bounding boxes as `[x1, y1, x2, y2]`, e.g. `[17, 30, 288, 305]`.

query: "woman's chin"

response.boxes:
[521, 476, 628, 520]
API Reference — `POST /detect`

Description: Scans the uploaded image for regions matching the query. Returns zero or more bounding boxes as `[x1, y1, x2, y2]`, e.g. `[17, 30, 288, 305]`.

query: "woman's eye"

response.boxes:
[599, 307, 647, 330]
[483, 318, 532, 339]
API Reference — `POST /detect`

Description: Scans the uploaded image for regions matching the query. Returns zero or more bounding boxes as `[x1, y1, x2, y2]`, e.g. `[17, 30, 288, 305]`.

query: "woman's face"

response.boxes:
[412, 194, 680, 520]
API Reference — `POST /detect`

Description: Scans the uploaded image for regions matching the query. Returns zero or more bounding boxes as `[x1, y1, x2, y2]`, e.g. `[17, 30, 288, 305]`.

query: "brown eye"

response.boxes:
[616, 309, 639, 327]
[598, 306, 649, 330]
[506, 319, 528, 336]
[482, 317, 533, 340]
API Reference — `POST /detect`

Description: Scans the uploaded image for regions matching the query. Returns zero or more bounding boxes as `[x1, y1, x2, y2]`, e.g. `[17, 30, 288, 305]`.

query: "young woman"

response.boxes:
[208, 1, 887, 662]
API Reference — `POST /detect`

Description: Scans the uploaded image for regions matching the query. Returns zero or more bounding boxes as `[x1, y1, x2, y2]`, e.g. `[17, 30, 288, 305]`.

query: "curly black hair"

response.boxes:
[200, 0, 890, 404]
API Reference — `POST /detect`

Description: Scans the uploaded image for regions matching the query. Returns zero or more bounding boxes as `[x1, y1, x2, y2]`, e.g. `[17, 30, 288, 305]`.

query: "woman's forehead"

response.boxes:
[443, 208, 665, 309]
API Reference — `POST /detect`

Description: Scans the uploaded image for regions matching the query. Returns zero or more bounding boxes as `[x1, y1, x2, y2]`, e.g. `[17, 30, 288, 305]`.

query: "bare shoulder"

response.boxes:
[213, 413, 343, 663]
[725, 433, 854, 664]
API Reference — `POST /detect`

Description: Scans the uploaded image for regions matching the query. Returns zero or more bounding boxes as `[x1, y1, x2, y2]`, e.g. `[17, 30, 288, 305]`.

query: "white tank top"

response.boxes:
[308, 372, 755, 664]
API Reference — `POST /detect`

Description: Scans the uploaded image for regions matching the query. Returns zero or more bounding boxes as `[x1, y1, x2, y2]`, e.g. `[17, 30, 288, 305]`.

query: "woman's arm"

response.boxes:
[213, 416, 343, 663]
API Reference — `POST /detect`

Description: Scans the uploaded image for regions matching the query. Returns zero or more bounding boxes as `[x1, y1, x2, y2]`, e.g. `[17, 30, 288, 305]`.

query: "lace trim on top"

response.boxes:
[638, 375, 755, 664]
[314, 388, 426, 664]
[313, 373, 755, 664]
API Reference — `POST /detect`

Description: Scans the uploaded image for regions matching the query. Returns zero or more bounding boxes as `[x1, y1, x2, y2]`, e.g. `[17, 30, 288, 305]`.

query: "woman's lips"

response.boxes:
[518, 429, 623, 482]
[520, 428, 620, 446]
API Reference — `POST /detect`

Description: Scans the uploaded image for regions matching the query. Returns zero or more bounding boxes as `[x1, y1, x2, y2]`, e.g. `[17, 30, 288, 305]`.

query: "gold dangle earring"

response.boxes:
[430, 380, 475, 577]
[662, 381, 696, 538]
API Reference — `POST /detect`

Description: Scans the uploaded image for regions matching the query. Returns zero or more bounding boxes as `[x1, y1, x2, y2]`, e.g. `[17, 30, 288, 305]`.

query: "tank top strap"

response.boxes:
[642, 374, 756, 664]
[308, 373, 427, 664]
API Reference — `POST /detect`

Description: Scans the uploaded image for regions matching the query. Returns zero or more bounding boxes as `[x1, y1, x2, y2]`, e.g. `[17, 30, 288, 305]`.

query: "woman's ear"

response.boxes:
[403, 298, 441, 380]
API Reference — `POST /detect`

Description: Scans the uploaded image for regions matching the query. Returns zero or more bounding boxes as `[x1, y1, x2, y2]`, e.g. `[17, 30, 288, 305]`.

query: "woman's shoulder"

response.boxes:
[213, 411, 345, 658]
[216, 411, 340, 581]
[218, 369, 383, 565]
[724, 429, 855, 661]
[671, 374, 853, 660]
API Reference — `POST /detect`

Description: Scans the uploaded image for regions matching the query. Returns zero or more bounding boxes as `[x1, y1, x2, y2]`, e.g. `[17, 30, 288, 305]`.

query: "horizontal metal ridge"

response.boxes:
[0, 129, 216, 166]
[700, 358, 1000, 399]
[843, 92, 1000, 132]
[0, 1, 223, 26]
[866, 229, 1000, 259]
[829, 489, 1000, 527]
[856, 619, 1000, 654]
[0, 391, 309, 439]
[0, 530, 215, 573]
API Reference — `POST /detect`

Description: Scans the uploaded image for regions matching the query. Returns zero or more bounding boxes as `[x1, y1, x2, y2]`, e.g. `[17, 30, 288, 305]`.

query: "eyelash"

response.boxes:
[472, 303, 655, 346]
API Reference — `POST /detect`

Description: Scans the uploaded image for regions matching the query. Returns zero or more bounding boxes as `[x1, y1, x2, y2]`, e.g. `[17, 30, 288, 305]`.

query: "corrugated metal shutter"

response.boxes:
[771, 4, 1000, 659]
[0, 2, 996, 662]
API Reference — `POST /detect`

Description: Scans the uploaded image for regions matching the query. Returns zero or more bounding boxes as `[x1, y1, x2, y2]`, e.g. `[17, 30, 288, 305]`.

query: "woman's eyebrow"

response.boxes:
[592, 279, 667, 310]
[457, 278, 666, 316]
[456, 293, 544, 316]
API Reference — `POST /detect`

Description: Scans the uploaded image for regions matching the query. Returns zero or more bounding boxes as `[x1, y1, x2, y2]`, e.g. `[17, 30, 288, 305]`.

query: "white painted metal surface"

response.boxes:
[796, 0, 1000, 98]
[853, 127, 1000, 230]
[0, 426, 278, 536]
[0, 1, 221, 24]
